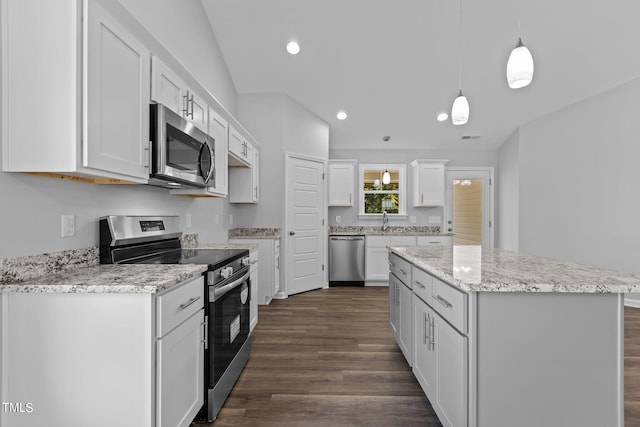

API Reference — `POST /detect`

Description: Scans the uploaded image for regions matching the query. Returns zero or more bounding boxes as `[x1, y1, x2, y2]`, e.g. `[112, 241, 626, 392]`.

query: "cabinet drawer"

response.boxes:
[156, 276, 204, 337]
[432, 277, 467, 333]
[389, 236, 416, 246]
[411, 266, 432, 304]
[389, 253, 411, 287]
[416, 236, 452, 245]
[366, 235, 390, 248]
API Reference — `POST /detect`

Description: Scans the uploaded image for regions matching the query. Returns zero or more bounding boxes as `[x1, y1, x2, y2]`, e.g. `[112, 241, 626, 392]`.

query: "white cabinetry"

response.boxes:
[2, 0, 150, 183]
[410, 160, 449, 207]
[366, 236, 416, 281]
[229, 238, 281, 306]
[229, 143, 259, 203]
[156, 277, 205, 427]
[389, 252, 413, 365]
[228, 125, 253, 167]
[413, 295, 467, 427]
[328, 160, 357, 206]
[248, 248, 259, 332]
[417, 236, 453, 246]
[1, 275, 205, 427]
[151, 56, 207, 133]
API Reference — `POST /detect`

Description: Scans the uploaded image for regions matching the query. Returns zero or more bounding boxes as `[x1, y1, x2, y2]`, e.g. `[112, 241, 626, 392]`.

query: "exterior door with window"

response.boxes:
[445, 168, 493, 247]
[285, 155, 326, 296]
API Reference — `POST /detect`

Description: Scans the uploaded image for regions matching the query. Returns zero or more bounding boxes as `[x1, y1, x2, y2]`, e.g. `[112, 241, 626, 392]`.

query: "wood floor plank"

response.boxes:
[193, 289, 640, 426]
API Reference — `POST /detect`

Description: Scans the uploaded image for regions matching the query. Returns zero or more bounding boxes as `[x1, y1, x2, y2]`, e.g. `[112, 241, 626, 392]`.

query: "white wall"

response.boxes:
[0, 0, 235, 258]
[496, 129, 519, 251]
[118, 0, 238, 115]
[328, 148, 497, 226]
[497, 77, 640, 304]
[233, 93, 329, 228]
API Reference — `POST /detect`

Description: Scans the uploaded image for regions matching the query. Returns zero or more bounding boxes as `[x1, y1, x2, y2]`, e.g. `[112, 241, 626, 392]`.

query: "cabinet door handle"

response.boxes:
[188, 93, 194, 119]
[349, 193, 352, 204]
[421, 193, 424, 204]
[182, 91, 189, 117]
[430, 316, 436, 351]
[434, 294, 453, 309]
[179, 296, 201, 310]
[414, 280, 425, 289]
[424, 312, 430, 346]
[399, 268, 407, 276]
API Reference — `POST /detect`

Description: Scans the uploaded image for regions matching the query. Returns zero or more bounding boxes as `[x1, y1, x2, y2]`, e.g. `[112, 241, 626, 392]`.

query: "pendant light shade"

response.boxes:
[382, 170, 391, 185]
[506, 37, 534, 89]
[451, 90, 469, 126]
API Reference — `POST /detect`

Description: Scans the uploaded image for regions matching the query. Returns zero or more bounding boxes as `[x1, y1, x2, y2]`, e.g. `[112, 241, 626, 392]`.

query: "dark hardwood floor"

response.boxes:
[193, 288, 640, 427]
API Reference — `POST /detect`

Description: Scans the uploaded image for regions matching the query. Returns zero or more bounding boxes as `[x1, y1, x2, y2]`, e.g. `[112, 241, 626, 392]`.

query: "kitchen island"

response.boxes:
[388, 245, 640, 427]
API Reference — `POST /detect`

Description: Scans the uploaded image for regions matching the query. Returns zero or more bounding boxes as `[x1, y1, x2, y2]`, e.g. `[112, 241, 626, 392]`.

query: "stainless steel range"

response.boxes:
[100, 215, 251, 422]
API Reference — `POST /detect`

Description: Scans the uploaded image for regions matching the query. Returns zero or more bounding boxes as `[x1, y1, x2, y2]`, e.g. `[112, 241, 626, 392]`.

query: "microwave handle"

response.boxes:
[199, 139, 215, 185]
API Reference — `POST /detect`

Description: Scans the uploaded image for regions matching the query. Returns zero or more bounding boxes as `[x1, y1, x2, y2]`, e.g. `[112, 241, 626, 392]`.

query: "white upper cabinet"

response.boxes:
[410, 159, 449, 207]
[84, 1, 150, 180]
[229, 146, 259, 203]
[328, 160, 357, 206]
[151, 56, 208, 133]
[1, 0, 150, 183]
[228, 125, 253, 167]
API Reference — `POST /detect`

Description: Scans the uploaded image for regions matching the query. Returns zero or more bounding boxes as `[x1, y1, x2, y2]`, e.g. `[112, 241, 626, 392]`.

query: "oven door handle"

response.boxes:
[212, 272, 249, 301]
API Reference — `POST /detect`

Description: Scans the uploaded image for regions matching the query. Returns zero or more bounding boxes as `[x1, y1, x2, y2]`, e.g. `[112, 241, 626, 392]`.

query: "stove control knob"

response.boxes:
[241, 257, 250, 267]
[220, 266, 233, 279]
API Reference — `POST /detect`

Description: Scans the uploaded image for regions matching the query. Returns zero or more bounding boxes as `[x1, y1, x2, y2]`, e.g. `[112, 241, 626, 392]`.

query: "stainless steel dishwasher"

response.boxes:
[329, 235, 365, 286]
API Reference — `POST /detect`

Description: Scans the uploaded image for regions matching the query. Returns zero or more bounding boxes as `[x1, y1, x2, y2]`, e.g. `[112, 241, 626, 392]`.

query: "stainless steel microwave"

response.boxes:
[149, 103, 215, 188]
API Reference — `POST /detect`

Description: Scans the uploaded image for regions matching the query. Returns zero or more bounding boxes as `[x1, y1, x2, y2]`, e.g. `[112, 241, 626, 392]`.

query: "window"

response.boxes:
[358, 164, 406, 216]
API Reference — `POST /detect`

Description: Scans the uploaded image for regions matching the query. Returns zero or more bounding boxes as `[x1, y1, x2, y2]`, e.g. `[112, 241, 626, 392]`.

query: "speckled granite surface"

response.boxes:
[0, 247, 99, 285]
[198, 243, 259, 251]
[228, 228, 281, 239]
[181, 233, 199, 248]
[390, 245, 640, 293]
[330, 225, 449, 236]
[0, 264, 208, 294]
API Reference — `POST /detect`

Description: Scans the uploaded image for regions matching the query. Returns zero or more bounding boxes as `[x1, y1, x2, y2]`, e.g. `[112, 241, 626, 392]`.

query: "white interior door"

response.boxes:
[445, 168, 493, 247]
[285, 155, 325, 295]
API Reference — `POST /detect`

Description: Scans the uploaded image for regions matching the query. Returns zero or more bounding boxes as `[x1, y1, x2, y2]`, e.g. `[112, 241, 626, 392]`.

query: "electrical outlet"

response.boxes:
[215, 214, 220, 226]
[428, 216, 442, 224]
[229, 214, 234, 225]
[409, 216, 416, 223]
[335, 216, 341, 223]
[185, 213, 192, 228]
[61, 214, 75, 237]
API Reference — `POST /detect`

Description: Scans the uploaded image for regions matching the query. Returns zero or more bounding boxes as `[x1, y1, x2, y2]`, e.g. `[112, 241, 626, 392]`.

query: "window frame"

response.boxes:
[358, 163, 407, 217]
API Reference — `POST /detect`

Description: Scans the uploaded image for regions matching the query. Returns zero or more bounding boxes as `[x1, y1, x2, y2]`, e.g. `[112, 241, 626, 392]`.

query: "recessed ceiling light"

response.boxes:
[336, 111, 347, 120]
[437, 112, 449, 122]
[286, 41, 300, 55]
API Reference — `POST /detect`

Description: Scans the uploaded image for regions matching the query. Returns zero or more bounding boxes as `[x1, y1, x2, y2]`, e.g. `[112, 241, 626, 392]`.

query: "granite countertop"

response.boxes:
[228, 228, 281, 239]
[198, 243, 259, 251]
[330, 225, 452, 236]
[0, 264, 208, 294]
[389, 245, 640, 294]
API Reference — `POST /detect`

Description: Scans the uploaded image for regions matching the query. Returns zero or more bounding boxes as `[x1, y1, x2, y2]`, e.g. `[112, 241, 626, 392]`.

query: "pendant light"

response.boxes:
[506, 37, 534, 89]
[451, 0, 469, 126]
[382, 136, 391, 185]
[506, 1, 534, 89]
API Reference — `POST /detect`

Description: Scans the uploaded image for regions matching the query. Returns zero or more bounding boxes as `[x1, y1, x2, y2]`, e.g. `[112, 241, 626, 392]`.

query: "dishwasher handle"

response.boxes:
[330, 236, 365, 241]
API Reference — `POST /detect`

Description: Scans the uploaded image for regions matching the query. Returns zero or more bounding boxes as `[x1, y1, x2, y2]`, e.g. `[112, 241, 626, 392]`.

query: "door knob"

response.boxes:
[289, 231, 296, 236]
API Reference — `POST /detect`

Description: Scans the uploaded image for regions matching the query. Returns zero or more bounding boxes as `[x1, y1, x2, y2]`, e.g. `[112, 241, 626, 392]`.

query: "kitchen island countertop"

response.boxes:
[390, 245, 640, 293]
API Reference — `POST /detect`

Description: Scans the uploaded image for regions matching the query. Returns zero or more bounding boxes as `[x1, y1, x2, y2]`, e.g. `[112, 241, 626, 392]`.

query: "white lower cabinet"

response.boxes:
[366, 236, 416, 281]
[389, 273, 399, 337]
[398, 278, 413, 366]
[156, 310, 204, 427]
[413, 295, 467, 427]
[1, 275, 205, 427]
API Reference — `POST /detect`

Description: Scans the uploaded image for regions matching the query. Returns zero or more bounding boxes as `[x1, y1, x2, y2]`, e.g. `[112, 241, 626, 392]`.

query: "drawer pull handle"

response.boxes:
[434, 294, 453, 309]
[399, 268, 407, 275]
[414, 281, 425, 289]
[179, 296, 201, 310]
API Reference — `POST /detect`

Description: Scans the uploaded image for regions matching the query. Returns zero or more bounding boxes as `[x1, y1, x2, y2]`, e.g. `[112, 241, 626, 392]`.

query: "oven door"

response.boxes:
[209, 271, 250, 385]
[150, 103, 215, 187]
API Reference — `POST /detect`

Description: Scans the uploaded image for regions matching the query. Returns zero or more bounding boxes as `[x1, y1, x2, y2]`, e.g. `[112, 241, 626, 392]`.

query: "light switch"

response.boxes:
[215, 214, 220, 226]
[336, 216, 341, 223]
[185, 213, 192, 228]
[409, 216, 416, 223]
[229, 215, 234, 225]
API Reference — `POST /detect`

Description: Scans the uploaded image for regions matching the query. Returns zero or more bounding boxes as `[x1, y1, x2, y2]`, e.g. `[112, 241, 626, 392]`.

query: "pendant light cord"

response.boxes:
[458, 0, 463, 89]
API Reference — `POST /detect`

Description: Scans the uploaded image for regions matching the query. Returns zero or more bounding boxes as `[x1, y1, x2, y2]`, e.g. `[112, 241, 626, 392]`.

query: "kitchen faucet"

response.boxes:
[382, 211, 389, 231]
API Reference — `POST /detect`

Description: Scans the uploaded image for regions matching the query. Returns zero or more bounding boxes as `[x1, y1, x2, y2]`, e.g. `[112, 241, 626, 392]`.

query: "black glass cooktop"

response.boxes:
[127, 248, 248, 270]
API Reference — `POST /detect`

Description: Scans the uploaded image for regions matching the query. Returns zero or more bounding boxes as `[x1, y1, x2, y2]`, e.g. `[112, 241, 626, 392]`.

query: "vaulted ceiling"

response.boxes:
[202, 0, 640, 150]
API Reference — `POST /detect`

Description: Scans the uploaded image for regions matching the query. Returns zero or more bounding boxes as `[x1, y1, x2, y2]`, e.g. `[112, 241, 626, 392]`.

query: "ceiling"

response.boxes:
[201, 0, 640, 151]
